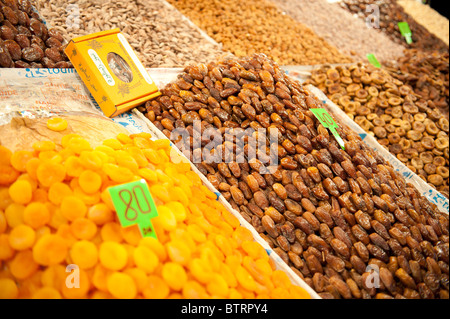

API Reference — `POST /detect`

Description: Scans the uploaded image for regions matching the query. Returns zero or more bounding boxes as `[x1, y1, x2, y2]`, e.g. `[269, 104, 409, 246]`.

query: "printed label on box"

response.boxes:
[65, 29, 161, 118]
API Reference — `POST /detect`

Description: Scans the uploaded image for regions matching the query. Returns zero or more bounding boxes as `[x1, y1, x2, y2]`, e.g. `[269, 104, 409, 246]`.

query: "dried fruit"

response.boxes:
[143, 53, 449, 299]
[308, 62, 449, 197]
[0, 129, 310, 299]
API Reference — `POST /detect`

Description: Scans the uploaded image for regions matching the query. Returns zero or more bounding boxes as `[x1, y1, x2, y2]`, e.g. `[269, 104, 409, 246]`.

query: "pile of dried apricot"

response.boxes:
[0, 119, 310, 299]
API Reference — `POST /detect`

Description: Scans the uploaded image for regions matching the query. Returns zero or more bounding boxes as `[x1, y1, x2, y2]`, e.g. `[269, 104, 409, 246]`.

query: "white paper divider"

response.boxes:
[306, 84, 449, 215]
[147, 68, 183, 89]
[0, 68, 154, 135]
[132, 108, 321, 299]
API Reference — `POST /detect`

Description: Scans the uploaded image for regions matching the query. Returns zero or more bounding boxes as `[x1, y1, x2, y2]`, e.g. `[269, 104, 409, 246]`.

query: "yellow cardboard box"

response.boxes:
[65, 29, 160, 118]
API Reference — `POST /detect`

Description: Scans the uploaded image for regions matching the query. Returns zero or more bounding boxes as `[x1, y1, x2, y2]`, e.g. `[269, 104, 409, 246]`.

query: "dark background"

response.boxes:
[429, 0, 449, 19]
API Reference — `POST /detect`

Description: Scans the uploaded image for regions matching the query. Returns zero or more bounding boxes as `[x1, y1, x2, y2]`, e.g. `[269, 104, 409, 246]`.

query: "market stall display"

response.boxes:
[1, 0, 449, 301]
[0, 0, 70, 68]
[398, 0, 449, 46]
[339, 0, 449, 52]
[141, 53, 449, 299]
[0, 114, 312, 299]
[165, 0, 353, 66]
[34, 0, 225, 68]
[306, 62, 449, 199]
[269, 0, 405, 63]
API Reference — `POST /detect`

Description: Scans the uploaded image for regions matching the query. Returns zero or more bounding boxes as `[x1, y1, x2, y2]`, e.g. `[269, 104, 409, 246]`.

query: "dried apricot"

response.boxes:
[70, 240, 98, 269]
[99, 241, 128, 271]
[36, 162, 66, 187]
[134, 245, 159, 274]
[143, 275, 170, 299]
[10, 250, 39, 280]
[9, 180, 32, 205]
[162, 262, 187, 291]
[23, 202, 50, 229]
[10, 151, 34, 172]
[79, 170, 102, 194]
[8, 224, 35, 250]
[0, 278, 19, 299]
[32, 234, 68, 266]
[46, 117, 68, 132]
[60, 196, 87, 221]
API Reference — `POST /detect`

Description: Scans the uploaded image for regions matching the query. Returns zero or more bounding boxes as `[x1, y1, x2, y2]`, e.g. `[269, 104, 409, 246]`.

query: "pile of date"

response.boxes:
[1, 0, 71, 68]
[143, 53, 449, 299]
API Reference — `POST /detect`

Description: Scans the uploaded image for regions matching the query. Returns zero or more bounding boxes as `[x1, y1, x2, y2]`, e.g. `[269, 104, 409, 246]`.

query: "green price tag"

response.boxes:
[108, 179, 159, 239]
[310, 108, 346, 150]
[398, 22, 413, 44]
[366, 54, 381, 68]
